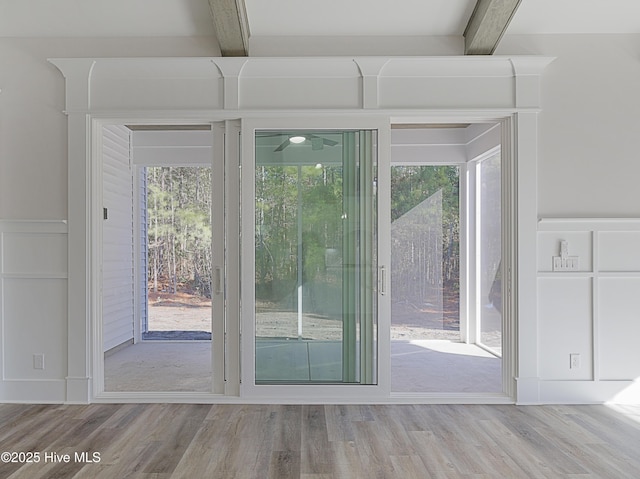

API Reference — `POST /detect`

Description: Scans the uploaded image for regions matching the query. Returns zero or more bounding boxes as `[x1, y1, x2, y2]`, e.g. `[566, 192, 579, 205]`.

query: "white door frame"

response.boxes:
[386, 117, 515, 400]
[52, 56, 549, 405]
[91, 118, 233, 401]
[239, 116, 393, 401]
[88, 114, 521, 404]
[82, 112, 527, 405]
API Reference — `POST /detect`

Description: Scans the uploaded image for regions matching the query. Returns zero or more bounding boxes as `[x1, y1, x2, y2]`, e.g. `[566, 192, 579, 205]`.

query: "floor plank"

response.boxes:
[0, 403, 639, 479]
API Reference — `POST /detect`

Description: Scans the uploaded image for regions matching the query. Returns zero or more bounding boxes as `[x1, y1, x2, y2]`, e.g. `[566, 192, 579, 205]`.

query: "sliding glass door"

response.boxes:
[476, 150, 502, 355]
[386, 124, 505, 395]
[253, 130, 377, 384]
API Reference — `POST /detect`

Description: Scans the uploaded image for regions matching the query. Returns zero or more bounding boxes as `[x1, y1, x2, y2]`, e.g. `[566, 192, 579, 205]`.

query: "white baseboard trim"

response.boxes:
[0, 379, 66, 403]
[515, 376, 541, 404]
[65, 376, 92, 404]
[538, 379, 640, 404]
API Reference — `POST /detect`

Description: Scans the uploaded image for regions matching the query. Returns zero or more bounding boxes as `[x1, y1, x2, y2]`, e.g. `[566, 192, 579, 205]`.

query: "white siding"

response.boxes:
[138, 168, 148, 333]
[102, 125, 134, 352]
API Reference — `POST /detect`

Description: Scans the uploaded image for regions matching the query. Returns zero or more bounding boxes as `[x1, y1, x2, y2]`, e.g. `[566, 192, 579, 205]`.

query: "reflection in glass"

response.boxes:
[254, 130, 377, 384]
[478, 152, 502, 355]
[390, 166, 460, 341]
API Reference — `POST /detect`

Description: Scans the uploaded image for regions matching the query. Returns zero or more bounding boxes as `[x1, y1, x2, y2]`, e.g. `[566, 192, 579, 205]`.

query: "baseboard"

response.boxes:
[538, 379, 640, 404]
[0, 379, 66, 403]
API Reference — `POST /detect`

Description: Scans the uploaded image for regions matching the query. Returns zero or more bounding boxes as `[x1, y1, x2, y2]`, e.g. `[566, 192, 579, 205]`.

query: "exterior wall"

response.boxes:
[137, 168, 148, 336]
[102, 125, 134, 352]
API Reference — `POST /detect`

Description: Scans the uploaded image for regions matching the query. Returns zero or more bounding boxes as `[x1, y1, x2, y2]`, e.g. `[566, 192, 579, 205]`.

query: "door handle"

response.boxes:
[379, 266, 386, 295]
[215, 266, 223, 295]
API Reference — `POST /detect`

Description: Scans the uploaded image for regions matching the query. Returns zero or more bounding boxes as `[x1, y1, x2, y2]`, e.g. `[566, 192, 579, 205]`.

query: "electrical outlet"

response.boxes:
[33, 354, 45, 370]
[570, 353, 580, 369]
[553, 256, 579, 271]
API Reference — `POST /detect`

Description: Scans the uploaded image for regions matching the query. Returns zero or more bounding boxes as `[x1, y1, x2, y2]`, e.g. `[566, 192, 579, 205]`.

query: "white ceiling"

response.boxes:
[1, 0, 640, 38]
[507, 0, 640, 34]
[0, 0, 215, 37]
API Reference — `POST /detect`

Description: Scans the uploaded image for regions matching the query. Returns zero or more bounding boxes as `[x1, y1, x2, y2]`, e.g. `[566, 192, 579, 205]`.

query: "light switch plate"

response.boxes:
[33, 354, 45, 370]
[553, 256, 579, 271]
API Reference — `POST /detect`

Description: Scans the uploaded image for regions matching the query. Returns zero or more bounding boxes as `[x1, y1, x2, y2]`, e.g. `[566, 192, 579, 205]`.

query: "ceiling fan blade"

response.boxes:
[307, 133, 338, 149]
[274, 139, 289, 152]
[311, 137, 323, 150]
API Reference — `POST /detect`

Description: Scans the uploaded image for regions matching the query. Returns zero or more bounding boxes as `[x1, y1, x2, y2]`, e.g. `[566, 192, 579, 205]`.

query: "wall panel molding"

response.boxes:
[0, 220, 68, 403]
[50, 56, 554, 114]
[537, 217, 640, 403]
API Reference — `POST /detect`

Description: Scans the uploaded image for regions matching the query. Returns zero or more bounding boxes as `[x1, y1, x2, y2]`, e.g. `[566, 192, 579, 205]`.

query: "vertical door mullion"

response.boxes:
[224, 119, 241, 396]
[211, 122, 225, 394]
[459, 163, 471, 344]
[342, 132, 357, 382]
[359, 130, 375, 384]
[376, 126, 391, 394]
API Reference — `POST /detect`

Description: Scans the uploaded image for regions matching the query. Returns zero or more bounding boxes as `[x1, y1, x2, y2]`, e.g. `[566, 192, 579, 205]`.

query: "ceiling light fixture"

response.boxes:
[289, 135, 306, 144]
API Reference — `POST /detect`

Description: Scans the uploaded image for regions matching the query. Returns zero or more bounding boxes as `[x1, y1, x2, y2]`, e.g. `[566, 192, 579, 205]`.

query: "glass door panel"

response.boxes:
[390, 166, 460, 341]
[477, 152, 502, 355]
[254, 130, 377, 384]
[390, 165, 463, 392]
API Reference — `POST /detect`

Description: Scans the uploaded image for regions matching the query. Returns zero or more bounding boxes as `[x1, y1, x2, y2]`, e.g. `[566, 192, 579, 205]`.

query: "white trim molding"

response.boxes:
[535, 217, 640, 404]
[49, 56, 554, 114]
[46, 55, 553, 404]
[0, 220, 70, 403]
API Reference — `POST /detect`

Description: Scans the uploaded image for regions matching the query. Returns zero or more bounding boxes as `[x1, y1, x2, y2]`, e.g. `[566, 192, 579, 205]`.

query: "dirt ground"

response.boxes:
[148, 292, 212, 332]
[148, 291, 500, 344]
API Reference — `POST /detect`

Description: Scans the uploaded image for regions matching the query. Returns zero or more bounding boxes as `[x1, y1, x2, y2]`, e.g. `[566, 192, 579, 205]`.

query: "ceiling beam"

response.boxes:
[464, 0, 521, 55]
[208, 0, 249, 56]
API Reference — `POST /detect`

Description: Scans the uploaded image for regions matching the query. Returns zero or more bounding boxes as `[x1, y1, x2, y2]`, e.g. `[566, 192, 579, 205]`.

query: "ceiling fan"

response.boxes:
[273, 134, 339, 152]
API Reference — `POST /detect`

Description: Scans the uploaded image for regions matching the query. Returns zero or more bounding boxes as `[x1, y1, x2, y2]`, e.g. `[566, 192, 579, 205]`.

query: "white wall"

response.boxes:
[1, 33, 639, 403]
[497, 34, 640, 403]
[0, 36, 219, 402]
[496, 34, 640, 217]
[248, 35, 463, 57]
[0, 36, 220, 220]
[0, 221, 68, 402]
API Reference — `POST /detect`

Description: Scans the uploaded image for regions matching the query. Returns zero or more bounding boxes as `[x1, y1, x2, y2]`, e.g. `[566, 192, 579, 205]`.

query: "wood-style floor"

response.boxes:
[1, 403, 639, 478]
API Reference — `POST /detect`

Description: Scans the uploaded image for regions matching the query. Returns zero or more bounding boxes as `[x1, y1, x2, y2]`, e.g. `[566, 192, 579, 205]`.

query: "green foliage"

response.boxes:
[391, 166, 460, 296]
[146, 159, 464, 308]
[147, 166, 212, 297]
[255, 164, 345, 312]
[391, 166, 459, 222]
